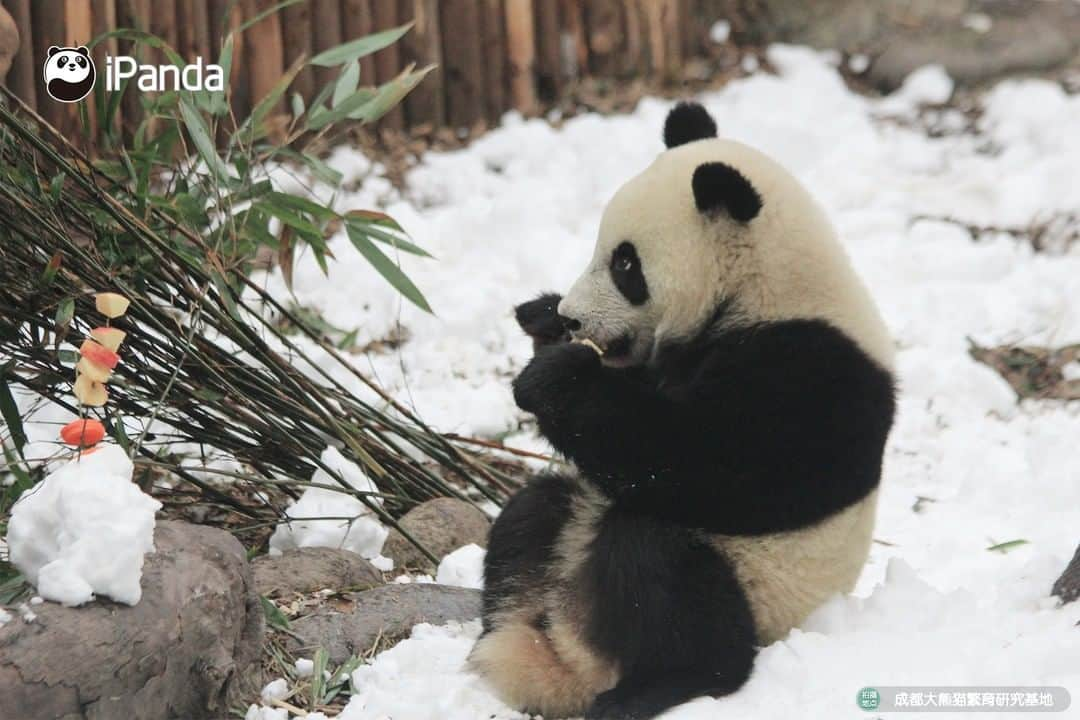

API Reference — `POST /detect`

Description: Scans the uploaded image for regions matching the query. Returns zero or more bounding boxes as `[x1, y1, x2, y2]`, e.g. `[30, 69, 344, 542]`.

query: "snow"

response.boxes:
[434, 544, 486, 589]
[260, 677, 290, 704]
[237, 47, 1080, 718]
[6, 444, 160, 606]
[268, 446, 389, 560]
[708, 20, 730, 44]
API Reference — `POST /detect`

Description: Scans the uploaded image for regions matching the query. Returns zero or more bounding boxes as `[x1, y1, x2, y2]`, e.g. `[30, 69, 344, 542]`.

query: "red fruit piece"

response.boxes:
[79, 339, 120, 370]
[60, 418, 106, 447]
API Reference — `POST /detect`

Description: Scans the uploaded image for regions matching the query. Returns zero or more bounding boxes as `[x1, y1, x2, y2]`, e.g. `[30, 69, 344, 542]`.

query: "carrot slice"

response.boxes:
[60, 418, 106, 447]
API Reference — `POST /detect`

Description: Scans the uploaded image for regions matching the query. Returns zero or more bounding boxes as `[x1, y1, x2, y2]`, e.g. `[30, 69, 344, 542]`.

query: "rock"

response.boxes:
[0, 6, 17, 83]
[1052, 544, 1080, 605]
[381, 497, 491, 570]
[287, 583, 481, 664]
[0, 521, 264, 720]
[253, 547, 384, 596]
[724, 0, 1080, 89]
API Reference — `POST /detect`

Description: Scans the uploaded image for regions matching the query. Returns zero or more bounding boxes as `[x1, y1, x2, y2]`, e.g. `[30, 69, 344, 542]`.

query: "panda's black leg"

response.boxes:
[586, 667, 751, 720]
[581, 507, 758, 720]
[480, 472, 576, 631]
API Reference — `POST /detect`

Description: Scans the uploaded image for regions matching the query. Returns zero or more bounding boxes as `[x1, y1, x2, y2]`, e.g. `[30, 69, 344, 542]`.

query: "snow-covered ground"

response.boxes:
[241, 44, 1080, 719]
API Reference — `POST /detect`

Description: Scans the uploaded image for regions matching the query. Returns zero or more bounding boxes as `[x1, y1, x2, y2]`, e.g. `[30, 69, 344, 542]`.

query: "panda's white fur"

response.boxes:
[473, 103, 895, 720]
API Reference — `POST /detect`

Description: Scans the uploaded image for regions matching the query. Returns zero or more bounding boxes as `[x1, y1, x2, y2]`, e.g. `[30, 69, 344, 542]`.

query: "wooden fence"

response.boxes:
[2, 0, 731, 138]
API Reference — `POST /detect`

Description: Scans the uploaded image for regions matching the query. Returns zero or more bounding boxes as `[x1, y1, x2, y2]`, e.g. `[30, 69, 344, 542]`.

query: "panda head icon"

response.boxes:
[43, 45, 96, 103]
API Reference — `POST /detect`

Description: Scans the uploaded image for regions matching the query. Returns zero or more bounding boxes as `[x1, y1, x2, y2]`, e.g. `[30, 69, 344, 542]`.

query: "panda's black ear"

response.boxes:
[76, 46, 90, 56]
[692, 162, 762, 222]
[48, 46, 61, 57]
[663, 102, 717, 149]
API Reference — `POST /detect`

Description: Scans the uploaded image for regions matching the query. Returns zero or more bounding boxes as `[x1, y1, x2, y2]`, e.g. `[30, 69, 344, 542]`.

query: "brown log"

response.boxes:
[310, 0, 341, 91]
[64, 0, 94, 138]
[622, 0, 647, 77]
[532, 0, 559, 100]
[371, 0, 403, 129]
[30, 1, 67, 131]
[342, 0, 376, 90]
[503, 0, 535, 115]
[5, 0, 37, 108]
[114, 0, 150, 142]
[557, 0, 587, 83]
[176, 0, 210, 63]
[148, 0, 176, 67]
[439, 0, 483, 129]
[281, 0, 313, 100]
[398, 0, 443, 128]
[241, 0, 284, 114]
[584, 0, 622, 77]
[661, 0, 682, 78]
[89, 0, 118, 137]
[642, 0, 666, 76]
[479, 0, 506, 123]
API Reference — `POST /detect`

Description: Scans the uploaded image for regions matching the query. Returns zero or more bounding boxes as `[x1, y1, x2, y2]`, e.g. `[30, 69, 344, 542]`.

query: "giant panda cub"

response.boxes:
[469, 102, 896, 720]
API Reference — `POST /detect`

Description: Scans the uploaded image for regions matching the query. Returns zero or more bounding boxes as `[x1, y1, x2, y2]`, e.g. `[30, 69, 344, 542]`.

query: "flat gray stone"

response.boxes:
[253, 547, 383, 597]
[382, 497, 491, 571]
[0, 521, 264, 720]
[286, 583, 481, 664]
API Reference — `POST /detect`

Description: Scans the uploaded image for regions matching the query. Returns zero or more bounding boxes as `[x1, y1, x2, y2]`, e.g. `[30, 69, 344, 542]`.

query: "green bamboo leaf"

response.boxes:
[345, 217, 431, 257]
[310, 648, 329, 707]
[55, 298, 75, 327]
[236, 0, 302, 34]
[332, 61, 361, 108]
[987, 539, 1029, 554]
[265, 191, 339, 222]
[349, 65, 435, 123]
[178, 98, 231, 183]
[244, 55, 306, 135]
[306, 88, 376, 130]
[0, 363, 27, 461]
[260, 595, 291, 631]
[309, 23, 413, 67]
[89, 29, 186, 67]
[346, 223, 432, 313]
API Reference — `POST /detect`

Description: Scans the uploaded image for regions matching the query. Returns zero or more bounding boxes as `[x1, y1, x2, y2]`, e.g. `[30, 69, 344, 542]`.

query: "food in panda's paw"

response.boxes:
[572, 337, 605, 356]
[94, 292, 131, 318]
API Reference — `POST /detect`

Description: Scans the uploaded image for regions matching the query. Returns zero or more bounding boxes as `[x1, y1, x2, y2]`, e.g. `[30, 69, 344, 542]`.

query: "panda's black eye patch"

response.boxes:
[58, 56, 67, 65]
[610, 241, 648, 305]
[76, 57, 87, 67]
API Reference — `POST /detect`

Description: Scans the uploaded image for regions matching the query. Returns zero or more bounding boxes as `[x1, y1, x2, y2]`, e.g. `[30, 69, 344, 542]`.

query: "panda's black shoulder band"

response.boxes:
[692, 162, 762, 222]
[663, 102, 718, 149]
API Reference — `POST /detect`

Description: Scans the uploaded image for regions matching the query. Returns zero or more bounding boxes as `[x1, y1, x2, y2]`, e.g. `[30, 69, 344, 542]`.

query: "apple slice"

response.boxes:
[60, 418, 106, 447]
[76, 357, 111, 383]
[94, 292, 130, 318]
[90, 326, 126, 352]
[79, 339, 120, 370]
[74, 374, 108, 406]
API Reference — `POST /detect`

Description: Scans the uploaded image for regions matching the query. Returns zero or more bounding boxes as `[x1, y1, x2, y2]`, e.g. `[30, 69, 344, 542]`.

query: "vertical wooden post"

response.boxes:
[642, 0, 666, 78]
[440, 0, 483, 129]
[532, 0, 560, 101]
[5, 0, 37, 108]
[241, 0, 284, 115]
[504, 0, 535, 116]
[398, 0, 442, 129]
[341, 0, 376, 89]
[281, 0, 313, 100]
[558, 0, 587, 83]
[371, 0, 404, 129]
[176, 0, 210, 63]
[30, 1, 67, 131]
[661, 0, 682, 78]
[479, 0, 505, 124]
[584, 0, 621, 77]
[310, 0, 341, 90]
[64, 0, 94, 139]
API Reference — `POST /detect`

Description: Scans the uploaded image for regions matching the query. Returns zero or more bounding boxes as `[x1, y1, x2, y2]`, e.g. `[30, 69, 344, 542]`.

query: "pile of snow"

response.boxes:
[434, 543, 485, 589]
[6, 444, 160, 607]
[268, 446, 389, 560]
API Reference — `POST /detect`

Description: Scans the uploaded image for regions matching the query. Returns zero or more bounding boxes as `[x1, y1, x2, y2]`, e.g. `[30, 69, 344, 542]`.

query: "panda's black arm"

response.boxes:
[512, 320, 896, 535]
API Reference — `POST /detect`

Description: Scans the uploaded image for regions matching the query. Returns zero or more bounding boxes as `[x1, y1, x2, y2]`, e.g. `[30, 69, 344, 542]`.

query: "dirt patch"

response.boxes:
[969, 342, 1080, 401]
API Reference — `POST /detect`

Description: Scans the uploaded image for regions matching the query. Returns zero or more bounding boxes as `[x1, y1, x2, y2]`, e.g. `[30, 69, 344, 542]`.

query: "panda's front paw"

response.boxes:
[513, 341, 602, 415]
[514, 293, 568, 350]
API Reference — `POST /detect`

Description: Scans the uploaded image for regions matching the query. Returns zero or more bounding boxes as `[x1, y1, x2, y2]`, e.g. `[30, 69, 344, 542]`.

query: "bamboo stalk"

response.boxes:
[440, 0, 484, 129]
[371, 0, 404, 130]
[504, 0, 536, 115]
[398, 0, 442, 129]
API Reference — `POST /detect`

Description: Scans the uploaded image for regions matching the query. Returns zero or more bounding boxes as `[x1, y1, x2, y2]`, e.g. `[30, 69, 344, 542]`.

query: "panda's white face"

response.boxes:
[558, 142, 762, 368]
[558, 107, 895, 371]
[44, 47, 92, 83]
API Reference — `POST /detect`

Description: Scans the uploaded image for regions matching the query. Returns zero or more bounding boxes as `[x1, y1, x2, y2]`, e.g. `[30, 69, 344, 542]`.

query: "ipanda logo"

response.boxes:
[44, 45, 224, 103]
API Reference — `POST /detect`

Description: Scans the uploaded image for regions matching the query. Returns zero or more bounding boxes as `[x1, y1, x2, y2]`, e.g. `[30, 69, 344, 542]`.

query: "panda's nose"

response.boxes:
[559, 315, 581, 332]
